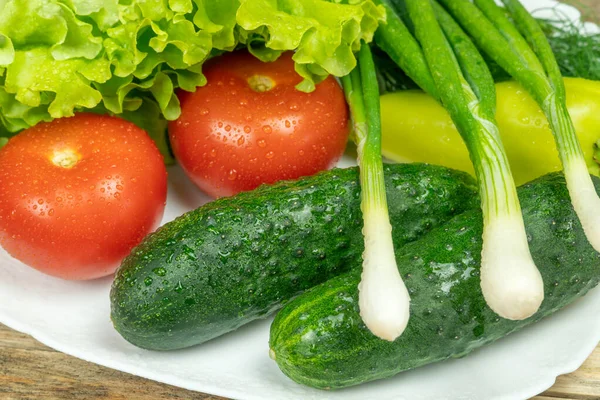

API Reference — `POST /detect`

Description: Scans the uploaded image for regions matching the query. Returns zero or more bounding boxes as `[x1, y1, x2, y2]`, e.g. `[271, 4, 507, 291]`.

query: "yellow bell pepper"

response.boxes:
[381, 77, 600, 185]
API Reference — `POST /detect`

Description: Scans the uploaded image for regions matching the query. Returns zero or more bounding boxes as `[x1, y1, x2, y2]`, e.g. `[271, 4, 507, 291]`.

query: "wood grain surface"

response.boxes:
[1, 320, 599, 400]
[2, 1, 600, 399]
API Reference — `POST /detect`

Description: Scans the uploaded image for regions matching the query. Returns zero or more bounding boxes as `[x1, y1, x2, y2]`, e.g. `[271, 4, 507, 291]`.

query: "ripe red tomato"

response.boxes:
[0, 113, 167, 280]
[169, 50, 349, 198]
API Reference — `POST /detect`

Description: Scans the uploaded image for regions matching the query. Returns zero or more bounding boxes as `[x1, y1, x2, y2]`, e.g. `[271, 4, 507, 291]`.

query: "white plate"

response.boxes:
[2, 2, 600, 399]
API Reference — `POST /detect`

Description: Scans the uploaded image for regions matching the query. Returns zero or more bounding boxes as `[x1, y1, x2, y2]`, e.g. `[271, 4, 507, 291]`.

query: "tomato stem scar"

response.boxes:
[51, 149, 81, 168]
[248, 75, 276, 92]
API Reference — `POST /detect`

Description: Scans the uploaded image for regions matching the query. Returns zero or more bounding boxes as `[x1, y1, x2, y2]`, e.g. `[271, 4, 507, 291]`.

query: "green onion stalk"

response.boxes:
[341, 44, 410, 342]
[375, 0, 544, 320]
[438, 0, 600, 254]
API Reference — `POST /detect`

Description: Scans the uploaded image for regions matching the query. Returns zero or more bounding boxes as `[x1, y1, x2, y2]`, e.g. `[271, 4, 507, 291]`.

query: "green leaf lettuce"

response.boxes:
[0, 0, 385, 161]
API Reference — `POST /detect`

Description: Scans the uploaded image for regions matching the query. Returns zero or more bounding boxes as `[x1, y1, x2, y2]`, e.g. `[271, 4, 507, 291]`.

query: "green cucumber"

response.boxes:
[269, 173, 600, 389]
[110, 163, 477, 350]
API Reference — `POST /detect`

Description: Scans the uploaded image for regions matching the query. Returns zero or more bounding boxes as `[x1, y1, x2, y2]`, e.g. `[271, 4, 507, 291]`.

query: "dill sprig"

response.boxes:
[537, 9, 600, 81]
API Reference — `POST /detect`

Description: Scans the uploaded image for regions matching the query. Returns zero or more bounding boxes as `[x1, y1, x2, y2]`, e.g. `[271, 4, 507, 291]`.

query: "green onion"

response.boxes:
[404, 0, 543, 320]
[501, 0, 600, 253]
[372, 0, 544, 319]
[438, 0, 600, 254]
[373, 10, 600, 93]
[373, 0, 439, 98]
[341, 44, 410, 342]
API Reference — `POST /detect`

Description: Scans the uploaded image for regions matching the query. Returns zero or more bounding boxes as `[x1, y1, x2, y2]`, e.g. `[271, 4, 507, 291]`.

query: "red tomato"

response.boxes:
[0, 113, 167, 280]
[169, 50, 349, 198]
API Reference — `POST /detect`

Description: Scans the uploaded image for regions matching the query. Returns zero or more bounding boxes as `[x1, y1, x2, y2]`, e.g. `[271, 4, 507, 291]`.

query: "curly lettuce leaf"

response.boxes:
[193, 0, 240, 50]
[61, 0, 120, 31]
[237, 0, 385, 91]
[0, 0, 384, 160]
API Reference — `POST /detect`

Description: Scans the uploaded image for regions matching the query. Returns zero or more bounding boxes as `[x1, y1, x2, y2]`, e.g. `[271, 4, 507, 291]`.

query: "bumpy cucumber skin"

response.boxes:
[110, 164, 477, 350]
[270, 173, 600, 390]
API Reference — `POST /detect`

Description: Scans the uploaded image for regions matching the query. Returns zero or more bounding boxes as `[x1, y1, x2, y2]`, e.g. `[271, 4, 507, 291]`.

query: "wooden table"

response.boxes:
[2, 1, 600, 399]
[1, 323, 599, 400]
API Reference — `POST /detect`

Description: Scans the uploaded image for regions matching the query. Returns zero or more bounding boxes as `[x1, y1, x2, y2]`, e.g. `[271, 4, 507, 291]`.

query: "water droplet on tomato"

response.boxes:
[210, 149, 217, 158]
[258, 140, 267, 148]
[266, 151, 274, 159]
[285, 120, 291, 128]
[237, 136, 246, 146]
[116, 185, 124, 191]
[225, 125, 232, 132]
[262, 125, 272, 134]
[48, 209, 55, 216]
[200, 108, 209, 116]
[218, 121, 224, 128]
[290, 104, 299, 111]
[228, 169, 238, 181]
[243, 126, 252, 134]
[37, 199, 44, 205]
[239, 99, 248, 106]
[299, 150, 305, 156]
